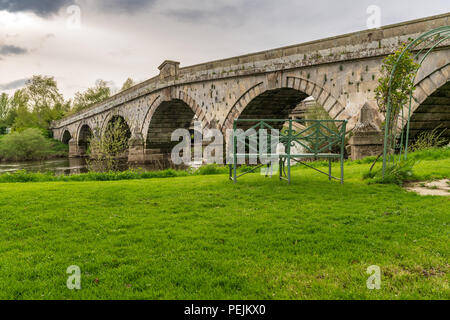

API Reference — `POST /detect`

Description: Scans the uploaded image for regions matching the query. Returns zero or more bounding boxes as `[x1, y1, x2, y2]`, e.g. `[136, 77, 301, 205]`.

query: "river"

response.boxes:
[0, 158, 186, 175]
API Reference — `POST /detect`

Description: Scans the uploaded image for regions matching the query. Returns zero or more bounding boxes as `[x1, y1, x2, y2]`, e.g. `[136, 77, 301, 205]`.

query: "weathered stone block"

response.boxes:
[349, 102, 383, 160]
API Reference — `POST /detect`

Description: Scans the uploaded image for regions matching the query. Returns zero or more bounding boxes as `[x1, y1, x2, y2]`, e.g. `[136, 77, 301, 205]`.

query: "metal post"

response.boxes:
[382, 99, 392, 178]
[328, 143, 332, 181]
[341, 121, 347, 185]
[233, 121, 238, 184]
[287, 120, 292, 184]
[279, 158, 282, 180]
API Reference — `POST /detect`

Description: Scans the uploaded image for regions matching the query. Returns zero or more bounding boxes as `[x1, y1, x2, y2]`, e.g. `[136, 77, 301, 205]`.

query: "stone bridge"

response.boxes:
[51, 13, 450, 163]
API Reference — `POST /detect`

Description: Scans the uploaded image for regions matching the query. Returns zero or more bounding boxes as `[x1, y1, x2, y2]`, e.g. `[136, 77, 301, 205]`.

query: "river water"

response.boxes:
[0, 158, 90, 175]
[0, 158, 186, 176]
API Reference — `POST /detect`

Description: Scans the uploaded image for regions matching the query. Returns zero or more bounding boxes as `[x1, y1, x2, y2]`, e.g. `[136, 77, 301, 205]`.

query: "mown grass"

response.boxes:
[0, 156, 448, 300]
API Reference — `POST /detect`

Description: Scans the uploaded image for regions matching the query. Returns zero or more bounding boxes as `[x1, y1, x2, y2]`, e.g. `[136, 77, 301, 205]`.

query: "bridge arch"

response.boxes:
[400, 63, 450, 143]
[76, 122, 93, 156]
[221, 76, 351, 132]
[221, 76, 349, 133]
[102, 111, 132, 136]
[61, 129, 72, 144]
[141, 92, 210, 142]
[141, 97, 197, 158]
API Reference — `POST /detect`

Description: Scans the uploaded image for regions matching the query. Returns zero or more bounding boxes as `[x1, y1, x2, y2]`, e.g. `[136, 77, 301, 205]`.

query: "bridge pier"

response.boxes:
[68, 139, 82, 158]
[128, 133, 146, 164]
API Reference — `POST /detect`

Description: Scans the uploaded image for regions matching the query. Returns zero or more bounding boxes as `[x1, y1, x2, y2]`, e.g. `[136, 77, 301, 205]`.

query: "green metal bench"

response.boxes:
[229, 119, 347, 184]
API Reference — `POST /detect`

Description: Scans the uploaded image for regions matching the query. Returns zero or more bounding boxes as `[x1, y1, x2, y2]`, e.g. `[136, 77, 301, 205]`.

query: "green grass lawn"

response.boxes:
[0, 158, 448, 300]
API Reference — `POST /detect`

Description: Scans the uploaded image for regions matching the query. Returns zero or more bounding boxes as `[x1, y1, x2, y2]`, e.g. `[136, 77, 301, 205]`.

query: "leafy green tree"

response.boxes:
[72, 80, 111, 114]
[120, 78, 135, 91]
[11, 76, 69, 132]
[87, 117, 130, 172]
[0, 93, 9, 133]
[375, 43, 419, 154]
[6, 89, 27, 129]
[0, 93, 8, 120]
[370, 42, 419, 173]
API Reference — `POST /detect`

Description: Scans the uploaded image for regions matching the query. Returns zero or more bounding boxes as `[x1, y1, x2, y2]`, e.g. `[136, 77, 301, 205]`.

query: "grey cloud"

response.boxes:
[0, 0, 156, 17]
[0, 0, 73, 17]
[0, 78, 29, 90]
[164, 6, 243, 26]
[96, 0, 157, 13]
[161, 0, 270, 27]
[0, 45, 28, 56]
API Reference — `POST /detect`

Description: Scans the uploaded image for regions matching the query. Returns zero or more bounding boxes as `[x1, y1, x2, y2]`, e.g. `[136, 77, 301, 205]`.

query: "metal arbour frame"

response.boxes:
[382, 25, 450, 177]
[229, 119, 347, 184]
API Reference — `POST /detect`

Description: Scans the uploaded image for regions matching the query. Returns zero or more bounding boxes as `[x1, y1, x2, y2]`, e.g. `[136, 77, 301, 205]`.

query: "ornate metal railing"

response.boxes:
[229, 119, 347, 184]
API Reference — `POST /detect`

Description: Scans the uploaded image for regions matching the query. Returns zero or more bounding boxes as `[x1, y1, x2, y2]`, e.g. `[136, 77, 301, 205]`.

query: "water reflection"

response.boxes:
[0, 158, 188, 176]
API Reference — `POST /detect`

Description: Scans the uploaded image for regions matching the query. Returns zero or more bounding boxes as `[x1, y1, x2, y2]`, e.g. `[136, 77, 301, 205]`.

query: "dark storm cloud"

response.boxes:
[0, 78, 29, 90]
[0, 45, 28, 56]
[0, 0, 73, 17]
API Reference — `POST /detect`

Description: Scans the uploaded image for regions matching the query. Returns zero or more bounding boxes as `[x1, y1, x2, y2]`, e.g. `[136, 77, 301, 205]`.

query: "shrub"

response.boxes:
[194, 164, 228, 175]
[363, 159, 416, 185]
[87, 117, 130, 172]
[409, 127, 448, 152]
[0, 128, 66, 161]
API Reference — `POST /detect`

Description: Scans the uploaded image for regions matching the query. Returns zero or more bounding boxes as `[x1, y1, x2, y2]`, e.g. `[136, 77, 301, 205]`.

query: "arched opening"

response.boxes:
[146, 99, 195, 165]
[62, 130, 72, 145]
[236, 88, 309, 131]
[78, 125, 93, 156]
[104, 115, 132, 158]
[232, 87, 344, 158]
[407, 80, 450, 145]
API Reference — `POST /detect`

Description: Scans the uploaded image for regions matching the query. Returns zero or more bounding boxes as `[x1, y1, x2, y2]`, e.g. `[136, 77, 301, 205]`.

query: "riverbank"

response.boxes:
[1, 147, 449, 183]
[0, 129, 68, 162]
[0, 154, 448, 299]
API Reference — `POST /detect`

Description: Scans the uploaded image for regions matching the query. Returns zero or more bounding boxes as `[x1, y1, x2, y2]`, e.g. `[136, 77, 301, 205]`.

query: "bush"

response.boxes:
[363, 159, 416, 185]
[87, 117, 130, 172]
[409, 127, 448, 152]
[194, 164, 229, 175]
[0, 128, 67, 161]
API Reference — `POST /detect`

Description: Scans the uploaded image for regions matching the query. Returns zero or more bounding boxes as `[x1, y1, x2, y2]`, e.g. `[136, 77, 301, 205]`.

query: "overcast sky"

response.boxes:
[0, 0, 449, 99]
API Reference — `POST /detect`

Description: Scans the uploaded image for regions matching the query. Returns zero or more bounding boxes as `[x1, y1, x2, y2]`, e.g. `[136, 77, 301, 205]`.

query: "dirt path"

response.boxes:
[405, 179, 450, 196]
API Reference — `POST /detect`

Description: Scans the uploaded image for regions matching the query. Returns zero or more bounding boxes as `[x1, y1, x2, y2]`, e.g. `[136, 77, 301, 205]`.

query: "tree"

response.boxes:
[25, 75, 64, 112]
[120, 78, 135, 91]
[0, 93, 9, 134]
[0, 93, 8, 120]
[11, 76, 69, 132]
[72, 80, 111, 114]
[375, 43, 419, 156]
[369, 42, 419, 173]
[87, 117, 130, 172]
